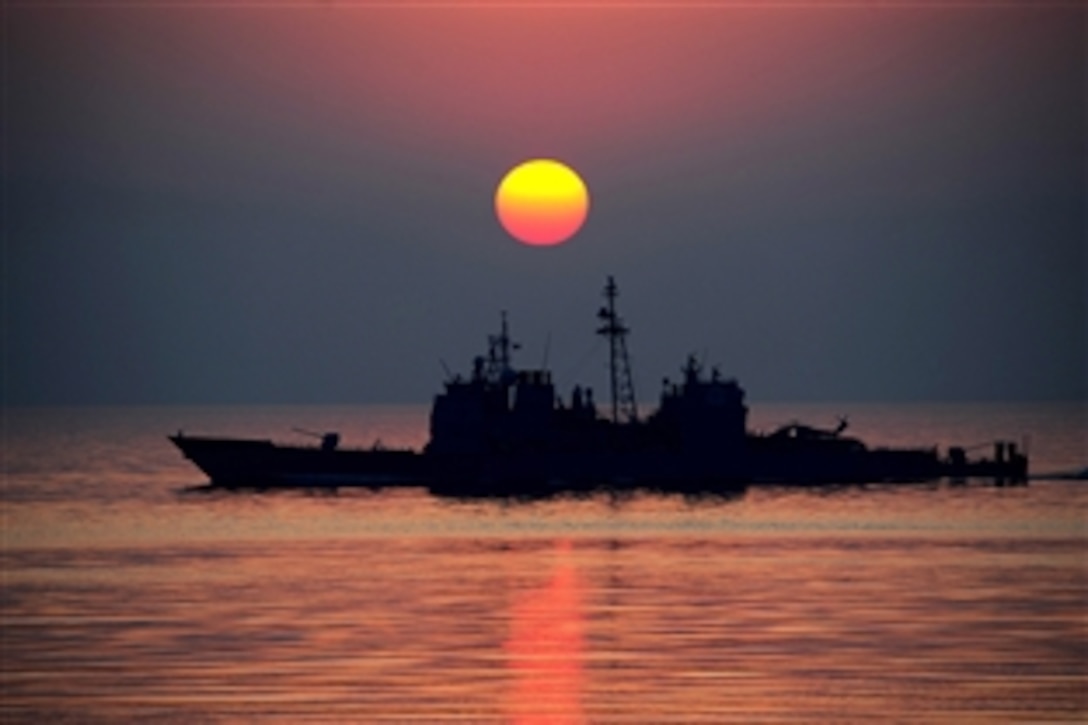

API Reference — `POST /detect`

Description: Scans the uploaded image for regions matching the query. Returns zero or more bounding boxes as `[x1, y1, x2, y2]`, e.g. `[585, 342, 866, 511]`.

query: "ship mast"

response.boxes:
[486, 310, 518, 385]
[597, 276, 638, 423]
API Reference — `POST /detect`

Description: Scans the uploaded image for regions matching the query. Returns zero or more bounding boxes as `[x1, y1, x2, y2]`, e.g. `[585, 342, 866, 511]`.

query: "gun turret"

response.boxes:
[292, 428, 340, 451]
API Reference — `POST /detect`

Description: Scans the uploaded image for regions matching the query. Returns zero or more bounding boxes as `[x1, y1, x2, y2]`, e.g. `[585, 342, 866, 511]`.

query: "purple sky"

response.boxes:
[5, 1, 1085, 404]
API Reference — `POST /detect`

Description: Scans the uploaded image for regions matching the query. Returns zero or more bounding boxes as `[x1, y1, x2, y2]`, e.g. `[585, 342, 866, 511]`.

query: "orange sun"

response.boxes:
[495, 159, 589, 246]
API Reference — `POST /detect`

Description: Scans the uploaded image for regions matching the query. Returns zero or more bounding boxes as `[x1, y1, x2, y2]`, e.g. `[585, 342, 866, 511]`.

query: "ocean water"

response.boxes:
[2, 402, 1085, 722]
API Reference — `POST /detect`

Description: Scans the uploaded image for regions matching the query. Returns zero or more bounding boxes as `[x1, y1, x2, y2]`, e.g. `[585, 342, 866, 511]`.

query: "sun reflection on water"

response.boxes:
[505, 539, 585, 724]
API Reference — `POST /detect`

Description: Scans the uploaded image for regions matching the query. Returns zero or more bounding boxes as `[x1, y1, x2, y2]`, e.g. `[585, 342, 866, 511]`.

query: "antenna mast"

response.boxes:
[597, 276, 638, 423]
[486, 310, 518, 384]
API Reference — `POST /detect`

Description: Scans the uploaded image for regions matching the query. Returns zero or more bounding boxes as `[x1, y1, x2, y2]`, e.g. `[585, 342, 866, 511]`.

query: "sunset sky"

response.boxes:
[6, 1, 1084, 405]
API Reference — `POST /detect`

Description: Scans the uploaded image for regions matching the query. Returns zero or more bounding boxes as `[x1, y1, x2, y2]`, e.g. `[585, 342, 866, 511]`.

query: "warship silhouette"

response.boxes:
[171, 277, 1028, 495]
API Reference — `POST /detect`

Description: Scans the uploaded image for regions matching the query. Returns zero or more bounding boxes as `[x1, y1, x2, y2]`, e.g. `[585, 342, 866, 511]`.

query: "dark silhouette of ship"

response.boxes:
[171, 277, 1028, 495]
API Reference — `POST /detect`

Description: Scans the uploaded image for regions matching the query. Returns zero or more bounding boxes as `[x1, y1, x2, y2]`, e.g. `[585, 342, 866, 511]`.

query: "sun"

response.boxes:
[495, 159, 589, 246]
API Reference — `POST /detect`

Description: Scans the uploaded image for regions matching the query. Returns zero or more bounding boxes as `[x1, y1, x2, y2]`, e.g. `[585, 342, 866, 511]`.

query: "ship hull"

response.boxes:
[170, 435, 428, 488]
[171, 435, 1026, 495]
[426, 450, 749, 497]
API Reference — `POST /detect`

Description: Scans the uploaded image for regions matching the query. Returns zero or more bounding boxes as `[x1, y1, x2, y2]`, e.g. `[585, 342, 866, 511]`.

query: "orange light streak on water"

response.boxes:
[505, 539, 585, 724]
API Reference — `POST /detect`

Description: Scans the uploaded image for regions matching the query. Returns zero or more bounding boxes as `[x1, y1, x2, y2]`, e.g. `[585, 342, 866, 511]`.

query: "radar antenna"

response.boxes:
[597, 276, 638, 423]
[485, 310, 519, 385]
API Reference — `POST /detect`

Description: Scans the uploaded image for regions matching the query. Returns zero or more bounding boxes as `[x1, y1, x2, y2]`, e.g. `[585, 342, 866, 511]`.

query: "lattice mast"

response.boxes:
[597, 276, 639, 423]
[485, 310, 519, 385]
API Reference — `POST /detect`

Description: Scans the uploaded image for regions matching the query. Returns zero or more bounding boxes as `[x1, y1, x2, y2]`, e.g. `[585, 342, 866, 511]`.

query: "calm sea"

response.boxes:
[2, 402, 1085, 722]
